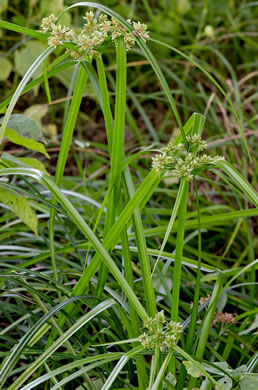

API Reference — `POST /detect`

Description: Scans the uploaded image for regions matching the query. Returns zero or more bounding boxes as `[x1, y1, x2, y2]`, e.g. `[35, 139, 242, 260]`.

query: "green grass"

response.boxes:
[0, 1, 257, 389]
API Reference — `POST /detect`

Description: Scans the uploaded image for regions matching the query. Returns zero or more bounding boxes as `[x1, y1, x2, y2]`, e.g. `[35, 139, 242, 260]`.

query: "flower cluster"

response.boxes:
[213, 312, 236, 327]
[190, 294, 210, 309]
[139, 311, 182, 351]
[186, 134, 207, 151]
[40, 14, 57, 32]
[152, 135, 224, 180]
[40, 11, 149, 59]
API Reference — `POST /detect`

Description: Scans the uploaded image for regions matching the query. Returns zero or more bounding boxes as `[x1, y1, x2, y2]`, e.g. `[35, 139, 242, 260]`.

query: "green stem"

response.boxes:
[48, 64, 88, 286]
[169, 178, 189, 374]
[107, 36, 127, 218]
[96, 56, 114, 151]
[152, 350, 173, 390]
[102, 70, 157, 316]
[119, 199, 148, 389]
[0, 19, 47, 40]
[123, 165, 157, 318]
[73, 54, 156, 322]
[95, 37, 127, 300]
[187, 273, 224, 389]
[177, 178, 202, 390]
[43, 54, 51, 103]
[171, 178, 189, 321]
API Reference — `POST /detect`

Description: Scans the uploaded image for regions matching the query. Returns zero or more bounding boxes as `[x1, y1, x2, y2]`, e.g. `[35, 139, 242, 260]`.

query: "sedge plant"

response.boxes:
[0, 2, 257, 390]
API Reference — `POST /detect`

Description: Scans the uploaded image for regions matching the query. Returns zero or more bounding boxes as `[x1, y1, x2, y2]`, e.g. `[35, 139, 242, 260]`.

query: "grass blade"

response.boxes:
[0, 60, 76, 112]
[152, 179, 188, 275]
[171, 178, 189, 321]
[0, 167, 148, 321]
[102, 345, 144, 390]
[9, 299, 116, 390]
[20, 353, 123, 390]
[0, 295, 88, 386]
[187, 273, 224, 389]
[96, 37, 127, 299]
[49, 64, 87, 286]
[0, 47, 54, 144]
[151, 350, 173, 390]
[215, 160, 258, 207]
[0, 20, 47, 41]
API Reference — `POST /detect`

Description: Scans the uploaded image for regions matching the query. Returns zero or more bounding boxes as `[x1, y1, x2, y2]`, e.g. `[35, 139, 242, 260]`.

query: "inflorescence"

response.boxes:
[152, 135, 224, 180]
[40, 11, 149, 59]
[139, 311, 182, 351]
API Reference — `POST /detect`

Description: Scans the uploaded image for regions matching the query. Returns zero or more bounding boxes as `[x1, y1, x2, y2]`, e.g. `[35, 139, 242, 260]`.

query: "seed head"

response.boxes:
[40, 14, 57, 33]
[143, 317, 153, 329]
[48, 36, 62, 48]
[133, 21, 149, 41]
[65, 49, 81, 60]
[165, 334, 177, 348]
[154, 310, 166, 324]
[213, 312, 236, 326]
[151, 135, 224, 179]
[167, 321, 183, 335]
[152, 154, 164, 173]
[204, 25, 214, 38]
[139, 313, 182, 351]
[139, 332, 154, 349]
[41, 11, 150, 57]
[124, 32, 136, 51]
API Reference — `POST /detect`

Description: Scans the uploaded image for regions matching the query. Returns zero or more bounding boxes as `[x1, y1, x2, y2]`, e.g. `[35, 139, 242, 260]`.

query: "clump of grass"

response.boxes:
[0, 2, 257, 390]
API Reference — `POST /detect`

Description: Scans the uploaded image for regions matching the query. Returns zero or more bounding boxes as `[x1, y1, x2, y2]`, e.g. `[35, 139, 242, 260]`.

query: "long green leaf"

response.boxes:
[0, 262, 71, 295]
[215, 160, 258, 207]
[0, 47, 54, 145]
[102, 345, 144, 390]
[0, 20, 47, 41]
[0, 167, 148, 321]
[86, 55, 157, 319]
[49, 356, 119, 390]
[171, 178, 189, 321]
[0, 295, 88, 386]
[152, 179, 188, 275]
[81, 60, 103, 110]
[95, 55, 114, 150]
[96, 37, 127, 300]
[49, 64, 88, 286]
[9, 299, 116, 390]
[20, 352, 123, 390]
[151, 350, 173, 390]
[137, 208, 258, 238]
